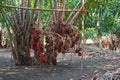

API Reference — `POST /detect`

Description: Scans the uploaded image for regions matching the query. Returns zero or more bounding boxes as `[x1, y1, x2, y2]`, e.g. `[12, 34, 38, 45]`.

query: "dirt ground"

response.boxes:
[0, 46, 120, 80]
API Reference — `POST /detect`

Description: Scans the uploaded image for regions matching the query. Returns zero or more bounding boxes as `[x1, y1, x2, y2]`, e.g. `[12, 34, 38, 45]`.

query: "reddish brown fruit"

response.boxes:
[40, 54, 47, 64]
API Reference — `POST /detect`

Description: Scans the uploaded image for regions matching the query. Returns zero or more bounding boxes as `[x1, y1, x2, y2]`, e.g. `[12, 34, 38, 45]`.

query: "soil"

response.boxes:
[0, 46, 120, 80]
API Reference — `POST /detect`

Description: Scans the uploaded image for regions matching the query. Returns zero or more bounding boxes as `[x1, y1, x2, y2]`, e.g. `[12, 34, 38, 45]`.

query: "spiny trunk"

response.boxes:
[11, 0, 38, 66]
[12, 34, 31, 65]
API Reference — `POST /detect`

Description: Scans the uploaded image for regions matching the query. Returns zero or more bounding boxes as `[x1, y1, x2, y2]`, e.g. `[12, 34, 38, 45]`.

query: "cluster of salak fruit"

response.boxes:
[30, 23, 82, 65]
[30, 28, 46, 64]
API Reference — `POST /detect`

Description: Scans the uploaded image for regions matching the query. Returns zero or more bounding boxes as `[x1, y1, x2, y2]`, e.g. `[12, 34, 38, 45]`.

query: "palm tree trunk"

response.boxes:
[1, 0, 39, 65]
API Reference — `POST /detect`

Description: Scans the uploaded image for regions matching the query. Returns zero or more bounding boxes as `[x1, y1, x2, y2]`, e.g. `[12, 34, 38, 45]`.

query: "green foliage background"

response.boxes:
[0, 0, 120, 40]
